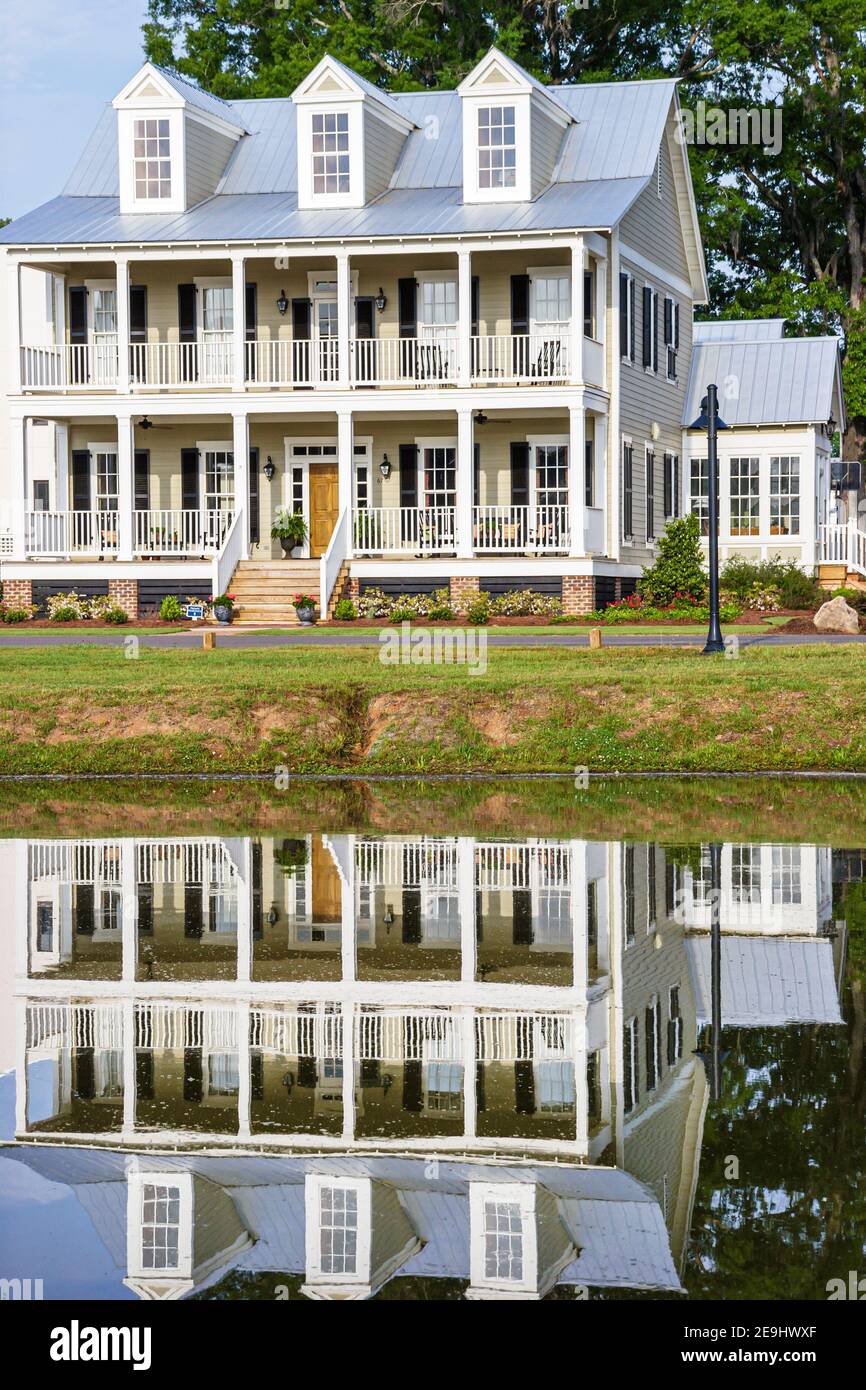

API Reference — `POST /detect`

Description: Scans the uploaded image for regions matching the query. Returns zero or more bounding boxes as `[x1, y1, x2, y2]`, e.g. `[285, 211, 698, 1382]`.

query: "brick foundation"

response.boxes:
[561, 576, 596, 616]
[449, 575, 481, 613]
[108, 579, 139, 621]
[2, 579, 33, 609]
[347, 577, 360, 602]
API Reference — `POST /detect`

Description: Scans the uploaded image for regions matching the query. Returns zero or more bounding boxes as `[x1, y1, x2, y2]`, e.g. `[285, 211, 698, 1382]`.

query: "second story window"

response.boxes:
[133, 118, 171, 200]
[478, 105, 516, 189]
[312, 112, 350, 194]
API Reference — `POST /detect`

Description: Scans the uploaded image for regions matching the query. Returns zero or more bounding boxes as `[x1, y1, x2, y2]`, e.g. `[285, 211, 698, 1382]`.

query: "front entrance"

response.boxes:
[309, 462, 339, 556]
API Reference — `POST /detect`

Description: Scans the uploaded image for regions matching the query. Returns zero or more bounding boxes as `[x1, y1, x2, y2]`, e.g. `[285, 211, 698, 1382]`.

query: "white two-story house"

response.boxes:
[0, 48, 708, 621]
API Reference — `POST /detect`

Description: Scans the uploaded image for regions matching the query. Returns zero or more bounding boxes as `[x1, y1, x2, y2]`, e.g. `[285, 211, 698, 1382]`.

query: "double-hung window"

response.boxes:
[645, 996, 661, 1092]
[619, 272, 635, 361]
[664, 296, 679, 378]
[690, 457, 718, 536]
[642, 286, 659, 372]
[624, 1016, 639, 1113]
[770, 455, 800, 535]
[95, 451, 119, 513]
[133, 118, 171, 201]
[478, 105, 516, 189]
[622, 441, 634, 541]
[483, 1200, 523, 1281]
[645, 448, 656, 544]
[730, 456, 760, 535]
[141, 1182, 181, 1271]
[312, 112, 350, 194]
[319, 1185, 358, 1275]
[663, 453, 680, 519]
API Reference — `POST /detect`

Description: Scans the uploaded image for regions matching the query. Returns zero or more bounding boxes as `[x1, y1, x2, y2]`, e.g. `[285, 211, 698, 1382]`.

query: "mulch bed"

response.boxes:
[327, 609, 814, 629]
[775, 614, 865, 635]
[5, 619, 193, 631]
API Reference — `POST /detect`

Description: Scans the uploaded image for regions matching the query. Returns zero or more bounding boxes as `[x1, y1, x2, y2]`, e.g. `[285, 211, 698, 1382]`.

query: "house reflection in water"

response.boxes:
[2, 831, 847, 1299]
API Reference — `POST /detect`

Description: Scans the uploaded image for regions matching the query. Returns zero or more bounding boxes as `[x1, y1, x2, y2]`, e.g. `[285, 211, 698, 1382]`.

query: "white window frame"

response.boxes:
[643, 283, 659, 375]
[476, 103, 517, 192]
[304, 1174, 371, 1287]
[469, 1182, 537, 1294]
[284, 437, 371, 556]
[461, 91, 531, 204]
[620, 271, 635, 365]
[527, 266, 570, 338]
[117, 107, 186, 215]
[87, 442, 119, 514]
[416, 435, 458, 511]
[297, 104, 364, 209]
[527, 433, 569, 518]
[127, 1171, 193, 1281]
[193, 277, 234, 384]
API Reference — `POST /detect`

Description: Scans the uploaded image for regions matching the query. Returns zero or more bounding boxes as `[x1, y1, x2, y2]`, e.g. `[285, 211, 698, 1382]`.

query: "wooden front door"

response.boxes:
[311, 835, 341, 923]
[309, 463, 339, 556]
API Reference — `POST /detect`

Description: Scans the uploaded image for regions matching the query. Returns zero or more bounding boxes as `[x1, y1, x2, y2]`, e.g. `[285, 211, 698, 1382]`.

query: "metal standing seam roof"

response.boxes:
[693, 318, 786, 343]
[149, 65, 247, 132]
[685, 936, 843, 1027]
[1, 74, 677, 246]
[683, 336, 842, 428]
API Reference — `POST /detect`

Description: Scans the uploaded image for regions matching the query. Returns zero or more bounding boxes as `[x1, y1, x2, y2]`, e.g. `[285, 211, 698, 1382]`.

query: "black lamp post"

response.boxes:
[693, 840, 728, 1102]
[689, 383, 728, 654]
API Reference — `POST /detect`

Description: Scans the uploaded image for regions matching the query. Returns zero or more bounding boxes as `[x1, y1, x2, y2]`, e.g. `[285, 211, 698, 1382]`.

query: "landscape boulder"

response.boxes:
[813, 596, 860, 634]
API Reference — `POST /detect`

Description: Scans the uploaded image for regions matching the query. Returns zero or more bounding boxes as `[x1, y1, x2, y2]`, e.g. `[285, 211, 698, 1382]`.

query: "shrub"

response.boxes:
[720, 555, 821, 609]
[487, 589, 562, 618]
[747, 583, 782, 612]
[46, 590, 90, 620]
[356, 587, 454, 621]
[159, 595, 183, 622]
[776, 565, 822, 610]
[2, 605, 32, 624]
[465, 595, 490, 625]
[102, 606, 129, 625]
[830, 586, 866, 612]
[639, 513, 707, 606]
[333, 598, 357, 621]
[89, 594, 130, 623]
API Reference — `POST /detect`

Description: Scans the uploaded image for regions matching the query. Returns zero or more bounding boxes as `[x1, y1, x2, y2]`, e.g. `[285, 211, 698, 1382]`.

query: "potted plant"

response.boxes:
[271, 508, 308, 558]
[212, 592, 235, 624]
[274, 838, 308, 876]
[293, 592, 318, 625]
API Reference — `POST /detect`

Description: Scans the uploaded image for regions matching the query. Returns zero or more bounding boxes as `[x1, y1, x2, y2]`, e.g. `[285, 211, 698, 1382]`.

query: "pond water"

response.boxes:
[0, 777, 863, 1302]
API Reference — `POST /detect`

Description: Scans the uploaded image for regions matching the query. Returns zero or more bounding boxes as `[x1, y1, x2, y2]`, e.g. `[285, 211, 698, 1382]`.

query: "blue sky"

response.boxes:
[0, 0, 149, 220]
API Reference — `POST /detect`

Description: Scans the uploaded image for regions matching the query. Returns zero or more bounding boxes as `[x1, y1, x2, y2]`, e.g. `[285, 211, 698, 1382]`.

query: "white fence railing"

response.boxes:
[250, 1007, 343, 1058]
[133, 508, 230, 556]
[29, 840, 121, 884]
[129, 340, 232, 388]
[355, 838, 459, 888]
[21, 343, 118, 389]
[245, 338, 340, 387]
[352, 336, 458, 386]
[137, 840, 236, 887]
[472, 332, 569, 383]
[25, 510, 119, 556]
[475, 842, 572, 891]
[351, 506, 456, 555]
[27, 1002, 123, 1050]
[820, 520, 866, 576]
[473, 504, 570, 553]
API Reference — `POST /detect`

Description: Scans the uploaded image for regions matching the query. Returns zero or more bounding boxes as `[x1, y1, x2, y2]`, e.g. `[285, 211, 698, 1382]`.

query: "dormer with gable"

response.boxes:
[458, 48, 573, 204]
[113, 63, 246, 216]
[292, 56, 416, 210]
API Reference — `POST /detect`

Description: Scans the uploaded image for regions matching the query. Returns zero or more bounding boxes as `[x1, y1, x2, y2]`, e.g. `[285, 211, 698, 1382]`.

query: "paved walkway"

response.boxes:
[0, 628, 863, 650]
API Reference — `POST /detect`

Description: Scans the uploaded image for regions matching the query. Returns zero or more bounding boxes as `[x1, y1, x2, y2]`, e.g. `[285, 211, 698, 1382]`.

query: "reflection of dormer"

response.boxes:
[291, 56, 416, 211]
[467, 1180, 575, 1300]
[124, 1169, 253, 1300]
[113, 63, 246, 216]
[457, 48, 572, 205]
[301, 1173, 422, 1300]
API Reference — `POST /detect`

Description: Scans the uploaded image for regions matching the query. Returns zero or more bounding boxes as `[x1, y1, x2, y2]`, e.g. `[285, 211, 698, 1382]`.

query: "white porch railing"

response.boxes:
[29, 839, 122, 884]
[133, 508, 230, 556]
[582, 335, 605, 387]
[25, 510, 119, 556]
[472, 332, 569, 383]
[250, 1007, 343, 1058]
[820, 520, 866, 576]
[351, 506, 457, 555]
[137, 839, 236, 887]
[476, 842, 571, 891]
[320, 506, 350, 616]
[129, 341, 232, 388]
[20, 343, 118, 390]
[473, 504, 570, 553]
[136, 1002, 238, 1050]
[244, 338, 340, 387]
[27, 1002, 123, 1051]
[355, 838, 458, 888]
[212, 508, 245, 599]
[352, 336, 458, 386]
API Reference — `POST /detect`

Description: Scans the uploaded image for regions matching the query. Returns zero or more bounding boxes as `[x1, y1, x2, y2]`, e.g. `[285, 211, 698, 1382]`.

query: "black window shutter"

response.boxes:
[134, 449, 150, 512]
[629, 277, 636, 360]
[68, 287, 87, 344]
[402, 1059, 423, 1112]
[514, 1059, 536, 1115]
[510, 441, 529, 507]
[583, 269, 593, 336]
[512, 890, 533, 945]
[250, 1052, 264, 1102]
[183, 1048, 203, 1103]
[248, 446, 260, 546]
[664, 297, 673, 346]
[624, 1025, 634, 1112]
[73, 1049, 96, 1101]
[473, 441, 480, 508]
[130, 286, 147, 342]
[673, 454, 680, 516]
[646, 450, 655, 542]
[398, 278, 417, 338]
[178, 284, 196, 342]
[398, 444, 418, 509]
[291, 297, 311, 339]
[75, 883, 95, 933]
[71, 450, 91, 511]
[642, 286, 652, 367]
[663, 453, 672, 518]
[137, 885, 153, 935]
[181, 448, 200, 511]
[402, 888, 421, 943]
[471, 275, 480, 336]
[619, 273, 628, 356]
[136, 1049, 155, 1101]
[184, 886, 204, 938]
[510, 274, 529, 335]
[653, 292, 659, 372]
[585, 437, 594, 508]
[354, 296, 375, 339]
[245, 283, 257, 341]
[674, 301, 680, 349]
[623, 442, 633, 538]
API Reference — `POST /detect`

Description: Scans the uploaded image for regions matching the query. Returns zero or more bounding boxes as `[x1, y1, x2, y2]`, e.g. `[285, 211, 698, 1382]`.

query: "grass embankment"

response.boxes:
[0, 643, 865, 775]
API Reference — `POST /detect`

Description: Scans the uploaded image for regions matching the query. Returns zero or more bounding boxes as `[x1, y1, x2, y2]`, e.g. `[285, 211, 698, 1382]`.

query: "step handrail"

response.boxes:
[320, 507, 350, 617]
[211, 509, 245, 599]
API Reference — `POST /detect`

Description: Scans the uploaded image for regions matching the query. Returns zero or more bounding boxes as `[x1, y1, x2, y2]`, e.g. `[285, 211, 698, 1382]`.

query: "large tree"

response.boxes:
[142, 0, 866, 457]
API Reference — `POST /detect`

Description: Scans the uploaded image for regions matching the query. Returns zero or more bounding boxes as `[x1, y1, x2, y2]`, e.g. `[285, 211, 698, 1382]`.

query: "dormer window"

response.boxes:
[478, 106, 516, 189]
[312, 112, 350, 194]
[141, 1181, 181, 1270]
[133, 118, 172, 201]
[319, 1185, 358, 1274]
[483, 1199, 524, 1281]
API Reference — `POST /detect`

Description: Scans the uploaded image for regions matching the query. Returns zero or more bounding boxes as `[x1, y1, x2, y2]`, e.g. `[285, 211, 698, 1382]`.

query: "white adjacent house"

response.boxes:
[0, 48, 708, 621]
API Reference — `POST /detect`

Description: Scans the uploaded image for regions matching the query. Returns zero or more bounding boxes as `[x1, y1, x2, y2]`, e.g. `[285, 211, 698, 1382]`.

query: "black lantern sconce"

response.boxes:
[264, 455, 276, 482]
[375, 287, 387, 313]
[383, 904, 395, 931]
[276, 289, 289, 316]
[379, 454, 392, 480]
[267, 906, 279, 926]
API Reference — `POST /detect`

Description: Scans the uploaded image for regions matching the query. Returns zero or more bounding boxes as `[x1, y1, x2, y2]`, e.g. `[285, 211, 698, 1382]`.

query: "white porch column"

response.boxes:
[15, 997, 27, 1136]
[341, 1000, 356, 1142]
[456, 408, 474, 557]
[337, 408, 353, 518]
[120, 838, 138, 981]
[55, 423, 69, 514]
[115, 255, 130, 394]
[570, 236, 585, 385]
[7, 258, 22, 393]
[462, 1006, 477, 1141]
[236, 838, 253, 985]
[458, 248, 473, 386]
[231, 253, 246, 391]
[232, 411, 250, 560]
[336, 250, 351, 389]
[596, 257, 608, 390]
[122, 998, 136, 1138]
[116, 413, 135, 561]
[594, 414, 608, 547]
[9, 415, 26, 560]
[458, 836, 476, 984]
[236, 1000, 251, 1140]
[568, 403, 586, 557]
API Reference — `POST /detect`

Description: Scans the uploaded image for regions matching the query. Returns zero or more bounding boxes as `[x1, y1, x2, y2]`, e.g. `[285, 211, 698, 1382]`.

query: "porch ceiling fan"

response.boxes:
[137, 416, 174, 431]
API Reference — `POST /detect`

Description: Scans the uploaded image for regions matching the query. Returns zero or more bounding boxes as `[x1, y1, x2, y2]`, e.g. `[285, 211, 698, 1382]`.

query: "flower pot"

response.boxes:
[214, 604, 233, 624]
[296, 606, 316, 626]
[279, 537, 293, 557]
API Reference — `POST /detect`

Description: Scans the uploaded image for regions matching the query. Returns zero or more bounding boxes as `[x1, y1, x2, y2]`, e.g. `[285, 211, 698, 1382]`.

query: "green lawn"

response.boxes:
[0, 642, 864, 775]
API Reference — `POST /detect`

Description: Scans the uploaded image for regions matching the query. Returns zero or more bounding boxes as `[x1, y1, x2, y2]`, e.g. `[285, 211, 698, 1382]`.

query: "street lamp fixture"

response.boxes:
[689, 384, 728, 654]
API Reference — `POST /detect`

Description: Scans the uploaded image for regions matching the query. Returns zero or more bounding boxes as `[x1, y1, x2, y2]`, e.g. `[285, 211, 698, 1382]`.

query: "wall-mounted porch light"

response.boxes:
[383, 905, 395, 930]
[375, 287, 387, 313]
[264, 455, 276, 482]
[267, 906, 279, 926]
[276, 289, 289, 316]
[379, 454, 392, 480]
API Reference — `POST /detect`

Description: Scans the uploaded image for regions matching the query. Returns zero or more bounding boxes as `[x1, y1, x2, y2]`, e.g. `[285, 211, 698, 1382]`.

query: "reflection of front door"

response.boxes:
[309, 463, 339, 556]
[311, 836, 341, 923]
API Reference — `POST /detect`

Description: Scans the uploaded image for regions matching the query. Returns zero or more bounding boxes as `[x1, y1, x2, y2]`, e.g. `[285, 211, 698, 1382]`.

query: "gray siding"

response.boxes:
[184, 115, 236, 207]
[364, 110, 407, 201]
[530, 100, 566, 197]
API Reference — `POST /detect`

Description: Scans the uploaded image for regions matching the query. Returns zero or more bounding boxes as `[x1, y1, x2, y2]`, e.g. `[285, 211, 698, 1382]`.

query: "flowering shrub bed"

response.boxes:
[589, 592, 742, 624]
[356, 587, 454, 620]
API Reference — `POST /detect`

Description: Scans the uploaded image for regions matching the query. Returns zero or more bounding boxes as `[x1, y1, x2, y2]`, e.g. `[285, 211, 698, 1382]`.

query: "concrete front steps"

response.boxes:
[228, 560, 321, 626]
